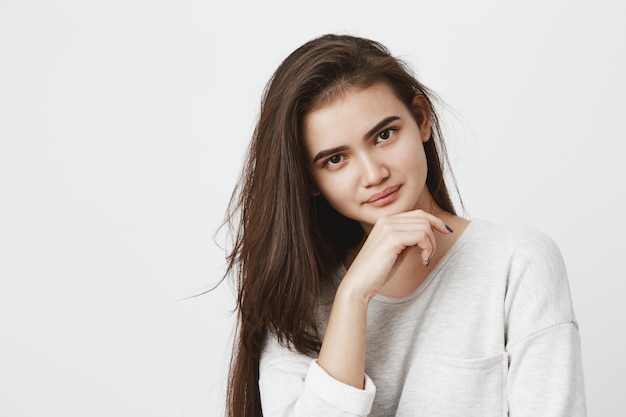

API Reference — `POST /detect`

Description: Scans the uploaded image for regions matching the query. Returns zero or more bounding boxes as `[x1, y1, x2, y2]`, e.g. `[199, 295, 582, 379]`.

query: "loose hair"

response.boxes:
[222, 34, 459, 417]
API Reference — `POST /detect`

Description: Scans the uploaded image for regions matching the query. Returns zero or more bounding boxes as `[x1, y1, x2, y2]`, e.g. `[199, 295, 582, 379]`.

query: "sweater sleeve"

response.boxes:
[259, 335, 376, 417]
[504, 230, 587, 416]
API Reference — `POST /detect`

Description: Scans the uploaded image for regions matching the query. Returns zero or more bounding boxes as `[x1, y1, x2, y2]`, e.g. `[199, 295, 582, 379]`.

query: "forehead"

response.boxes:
[303, 83, 409, 152]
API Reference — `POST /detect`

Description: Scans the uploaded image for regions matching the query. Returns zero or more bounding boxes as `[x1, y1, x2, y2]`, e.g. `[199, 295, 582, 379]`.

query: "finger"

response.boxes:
[392, 210, 453, 234]
[416, 235, 435, 265]
[394, 227, 436, 265]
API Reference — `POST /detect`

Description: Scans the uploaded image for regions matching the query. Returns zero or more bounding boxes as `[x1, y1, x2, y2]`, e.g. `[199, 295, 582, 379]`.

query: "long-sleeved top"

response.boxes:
[259, 219, 587, 416]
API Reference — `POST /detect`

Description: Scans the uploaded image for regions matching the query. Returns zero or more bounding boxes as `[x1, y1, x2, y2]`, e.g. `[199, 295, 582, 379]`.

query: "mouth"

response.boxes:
[364, 185, 401, 206]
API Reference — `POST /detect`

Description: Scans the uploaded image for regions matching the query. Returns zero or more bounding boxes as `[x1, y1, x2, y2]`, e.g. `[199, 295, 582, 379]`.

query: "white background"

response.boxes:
[1, 0, 624, 416]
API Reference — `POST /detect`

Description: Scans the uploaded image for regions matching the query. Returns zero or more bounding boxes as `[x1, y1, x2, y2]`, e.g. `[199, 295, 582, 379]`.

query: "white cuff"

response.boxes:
[305, 360, 376, 415]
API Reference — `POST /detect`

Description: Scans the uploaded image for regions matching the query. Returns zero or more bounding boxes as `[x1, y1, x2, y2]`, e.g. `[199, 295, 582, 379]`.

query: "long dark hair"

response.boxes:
[222, 34, 459, 417]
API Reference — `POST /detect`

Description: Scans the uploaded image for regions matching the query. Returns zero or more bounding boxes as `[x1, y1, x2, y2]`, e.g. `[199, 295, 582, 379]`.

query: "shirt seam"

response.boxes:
[506, 321, 578, 352]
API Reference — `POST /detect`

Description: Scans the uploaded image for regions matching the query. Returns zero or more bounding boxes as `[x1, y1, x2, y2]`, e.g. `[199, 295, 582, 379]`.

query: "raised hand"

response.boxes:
[342, 209, 452, 302]
[317, 209, 453, 388]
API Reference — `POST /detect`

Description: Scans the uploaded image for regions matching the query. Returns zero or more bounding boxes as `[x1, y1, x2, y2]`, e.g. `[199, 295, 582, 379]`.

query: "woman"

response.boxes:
[222, 34, 586, 416]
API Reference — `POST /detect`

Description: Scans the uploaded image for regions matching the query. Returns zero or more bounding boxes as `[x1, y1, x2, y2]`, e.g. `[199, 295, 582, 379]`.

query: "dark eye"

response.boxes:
[376, 128, 395, 143]
[325, 154, 344, 166]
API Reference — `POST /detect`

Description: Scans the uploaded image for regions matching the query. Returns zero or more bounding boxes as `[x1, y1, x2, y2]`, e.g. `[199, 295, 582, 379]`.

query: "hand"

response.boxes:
[342, 210, 452, 302]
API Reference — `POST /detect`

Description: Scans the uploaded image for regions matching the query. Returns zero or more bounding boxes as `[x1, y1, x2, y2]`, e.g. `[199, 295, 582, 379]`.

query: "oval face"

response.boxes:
[303, 83, 433, 232]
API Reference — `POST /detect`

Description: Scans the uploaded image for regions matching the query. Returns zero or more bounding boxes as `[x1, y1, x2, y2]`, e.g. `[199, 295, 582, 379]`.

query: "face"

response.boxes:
[303, 83, 433, 233]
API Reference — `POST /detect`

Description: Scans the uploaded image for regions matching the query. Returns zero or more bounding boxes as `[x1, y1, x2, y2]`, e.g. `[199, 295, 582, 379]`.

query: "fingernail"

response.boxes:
[445, 224, 454, 233]
[426, 255, 432, 266]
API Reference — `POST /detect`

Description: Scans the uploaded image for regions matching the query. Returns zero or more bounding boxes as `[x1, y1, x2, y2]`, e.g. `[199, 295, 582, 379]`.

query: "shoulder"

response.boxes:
[467, 219, 568, 293]
[466, 220, 577, 345]
[467, 218, 563, 260]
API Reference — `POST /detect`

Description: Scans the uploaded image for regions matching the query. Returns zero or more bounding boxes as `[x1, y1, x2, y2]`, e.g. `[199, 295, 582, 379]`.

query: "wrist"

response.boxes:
[336, 275, 372, 309]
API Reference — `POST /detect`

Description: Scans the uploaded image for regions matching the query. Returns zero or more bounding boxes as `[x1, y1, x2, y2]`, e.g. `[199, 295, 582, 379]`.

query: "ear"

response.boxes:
[411, 94, 432, 143]
[311, 189, 321, 197]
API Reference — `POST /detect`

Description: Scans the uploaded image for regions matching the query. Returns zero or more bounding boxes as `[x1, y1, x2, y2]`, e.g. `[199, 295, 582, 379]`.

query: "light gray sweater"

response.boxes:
[259, 219, 587, 416]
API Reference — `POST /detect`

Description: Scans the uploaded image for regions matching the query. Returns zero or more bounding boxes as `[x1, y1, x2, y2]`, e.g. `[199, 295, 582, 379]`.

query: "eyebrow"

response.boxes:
[311, 116, 401, 164]
[363, 116, 401, 141]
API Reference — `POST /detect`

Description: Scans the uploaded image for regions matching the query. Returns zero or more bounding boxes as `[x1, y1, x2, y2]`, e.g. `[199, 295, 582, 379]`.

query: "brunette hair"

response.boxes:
[223, 34, 459, 417]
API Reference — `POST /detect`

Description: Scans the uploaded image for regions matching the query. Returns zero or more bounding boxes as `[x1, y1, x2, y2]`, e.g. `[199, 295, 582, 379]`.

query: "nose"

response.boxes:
[359, 152, 389, 187]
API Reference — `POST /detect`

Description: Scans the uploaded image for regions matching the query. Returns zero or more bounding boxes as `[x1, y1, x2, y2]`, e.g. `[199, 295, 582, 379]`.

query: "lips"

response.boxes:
[365, 185, 401, 204]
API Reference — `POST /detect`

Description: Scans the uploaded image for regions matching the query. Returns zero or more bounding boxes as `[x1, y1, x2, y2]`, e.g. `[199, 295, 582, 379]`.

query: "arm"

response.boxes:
[317, 210, 450, 388]
[259, 210, 452, 416]
[316, 282, 369, 389]
[259, 335, 376, 416]
[507, 323, 586, 416]
[504, 230, 587, 416]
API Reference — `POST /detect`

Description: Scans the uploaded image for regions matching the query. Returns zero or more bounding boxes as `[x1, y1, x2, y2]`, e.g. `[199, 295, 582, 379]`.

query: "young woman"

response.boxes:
[222, 34, 586, 417]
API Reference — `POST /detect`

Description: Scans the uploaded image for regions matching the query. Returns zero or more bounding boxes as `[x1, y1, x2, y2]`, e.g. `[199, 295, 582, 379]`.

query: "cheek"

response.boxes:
[314, 173, 355, 208]
[316, 174, 347, 198]
[397, 142, 428, 172]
